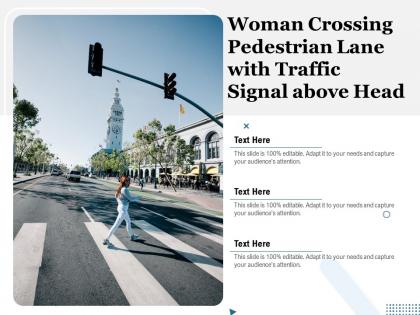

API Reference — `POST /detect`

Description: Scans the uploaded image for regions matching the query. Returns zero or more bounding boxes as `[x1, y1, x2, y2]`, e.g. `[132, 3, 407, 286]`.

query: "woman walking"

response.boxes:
[103, 175, 140, 246]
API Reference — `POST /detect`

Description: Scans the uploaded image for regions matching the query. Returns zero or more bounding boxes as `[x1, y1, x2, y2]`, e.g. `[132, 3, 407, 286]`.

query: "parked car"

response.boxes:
[67, 170, 81, 182]
[89, 173, 96, 179]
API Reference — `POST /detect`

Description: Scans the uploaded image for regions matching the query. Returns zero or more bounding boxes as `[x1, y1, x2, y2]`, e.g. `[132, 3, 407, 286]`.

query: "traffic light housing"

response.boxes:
[164, 72, 177, 100]
[88, 42, 103, 76]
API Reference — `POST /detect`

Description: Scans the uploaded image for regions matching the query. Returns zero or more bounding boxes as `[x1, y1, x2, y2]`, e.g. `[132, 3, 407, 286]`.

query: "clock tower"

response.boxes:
[105, 87, 124, 151]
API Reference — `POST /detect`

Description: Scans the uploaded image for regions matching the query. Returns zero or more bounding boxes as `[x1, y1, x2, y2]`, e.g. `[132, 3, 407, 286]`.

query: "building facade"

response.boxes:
[105, 88, 124, 151]
[128, 113, 223, 191]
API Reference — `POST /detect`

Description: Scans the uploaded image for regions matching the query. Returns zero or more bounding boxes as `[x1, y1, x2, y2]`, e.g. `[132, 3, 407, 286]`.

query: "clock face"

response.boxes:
[112, 125, 121, 134]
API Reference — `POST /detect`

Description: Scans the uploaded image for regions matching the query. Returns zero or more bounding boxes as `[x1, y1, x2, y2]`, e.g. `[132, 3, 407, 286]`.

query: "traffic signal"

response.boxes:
[88, 42, 103, 76]
[164, 72, 177, 100]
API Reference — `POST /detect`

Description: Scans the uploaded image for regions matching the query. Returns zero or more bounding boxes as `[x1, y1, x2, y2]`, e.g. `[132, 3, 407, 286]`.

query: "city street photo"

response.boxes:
[13, 15, 223, 306]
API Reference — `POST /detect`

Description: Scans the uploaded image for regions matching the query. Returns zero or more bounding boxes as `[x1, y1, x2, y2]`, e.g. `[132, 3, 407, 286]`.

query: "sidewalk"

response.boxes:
[92, 177, 223, 214]
[13, 172, 49, 185]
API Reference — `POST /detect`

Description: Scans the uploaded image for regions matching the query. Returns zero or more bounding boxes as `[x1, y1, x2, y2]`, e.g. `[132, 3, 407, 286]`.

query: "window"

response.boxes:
[192, 137, 201, 160]
[207, 133, 219, 159]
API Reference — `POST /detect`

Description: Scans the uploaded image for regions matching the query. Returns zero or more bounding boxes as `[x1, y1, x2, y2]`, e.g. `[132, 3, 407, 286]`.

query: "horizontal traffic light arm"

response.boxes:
[102, 65, 223, 128]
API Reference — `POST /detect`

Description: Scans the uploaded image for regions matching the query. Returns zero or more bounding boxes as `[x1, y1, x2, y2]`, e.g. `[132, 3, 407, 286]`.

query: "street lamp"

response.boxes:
[154, 158, 157, 189]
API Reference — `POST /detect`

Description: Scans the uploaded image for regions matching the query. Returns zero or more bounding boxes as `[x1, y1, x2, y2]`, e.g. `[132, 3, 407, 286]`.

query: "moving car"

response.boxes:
[67, 170, 81, 182]
[51, 169, 60, 176]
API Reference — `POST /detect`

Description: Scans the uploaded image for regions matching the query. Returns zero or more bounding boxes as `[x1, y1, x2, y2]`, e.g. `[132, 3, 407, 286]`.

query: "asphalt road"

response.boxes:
[13, 175, 223, 306]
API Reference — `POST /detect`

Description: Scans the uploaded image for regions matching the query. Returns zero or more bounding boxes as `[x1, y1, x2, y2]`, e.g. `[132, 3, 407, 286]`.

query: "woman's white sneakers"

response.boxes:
[102, 235, 139, 247]
[130, 234, 140, 241]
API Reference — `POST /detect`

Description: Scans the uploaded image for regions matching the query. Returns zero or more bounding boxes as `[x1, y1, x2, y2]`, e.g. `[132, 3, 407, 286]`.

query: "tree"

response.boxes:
[13, 85, 42, 177]
[130, 130, 151, 180]
[13, 84, 18, 102]
[175, 138, 194, 171]
[26, 138, 51, 174]
[73, 165, 83, 172]
[115, 150, 129, 175]
[13, 99, 41, 133]
[42, 152, 55, 172]
[73, 164, 89, 174]
[127, 142, 147, 185]
[107, 150, 129, 176]
[133, 119, 194, 192]
[90, 150, 108, 177]
[90, 149, 129, 177]
[58, 163, 69, 173]
[14, 130, 35, 175]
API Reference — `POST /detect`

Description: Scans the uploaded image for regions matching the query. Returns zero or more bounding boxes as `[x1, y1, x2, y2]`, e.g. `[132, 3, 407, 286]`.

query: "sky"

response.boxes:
[13, 15, 222, 168]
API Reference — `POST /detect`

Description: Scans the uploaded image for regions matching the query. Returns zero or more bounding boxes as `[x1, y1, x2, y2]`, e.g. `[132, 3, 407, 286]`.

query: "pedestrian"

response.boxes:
[103, 175, 140, 246]
[140, 178, 144, 190]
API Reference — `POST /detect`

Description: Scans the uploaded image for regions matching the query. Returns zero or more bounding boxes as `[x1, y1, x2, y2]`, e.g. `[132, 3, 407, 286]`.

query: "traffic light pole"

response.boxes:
[102, 65, 223, 128]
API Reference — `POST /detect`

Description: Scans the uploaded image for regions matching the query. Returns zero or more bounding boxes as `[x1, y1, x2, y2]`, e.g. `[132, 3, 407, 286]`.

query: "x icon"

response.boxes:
[243, 123, 250, 129]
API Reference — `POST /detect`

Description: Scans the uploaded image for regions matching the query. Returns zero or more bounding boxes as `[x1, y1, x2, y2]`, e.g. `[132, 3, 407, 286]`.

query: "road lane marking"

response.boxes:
[133, 220, 223, 282]
[194, 217, 223, 229]
[168, 218, 222, 245]
[140, 206, 168, 219]
[13, 177, 46, 196]
[81, 207, 95, 222]
[141, 207, 222, 244]
[143, 197, 223, 219]
[205, 212, 223, 219]
[14, 223, 47, 305]
[85, 222, 178, 305]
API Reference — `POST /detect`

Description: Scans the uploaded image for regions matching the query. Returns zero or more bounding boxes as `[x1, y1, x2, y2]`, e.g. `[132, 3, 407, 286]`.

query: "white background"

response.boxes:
[225, 115, 420, 314]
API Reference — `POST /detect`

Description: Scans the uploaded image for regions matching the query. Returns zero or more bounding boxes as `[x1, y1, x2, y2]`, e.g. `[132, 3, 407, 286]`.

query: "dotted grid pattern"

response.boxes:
[386, 304, 420, 315]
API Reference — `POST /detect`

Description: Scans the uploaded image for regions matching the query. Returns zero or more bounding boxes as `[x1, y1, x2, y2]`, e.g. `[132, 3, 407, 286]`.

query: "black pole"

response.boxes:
[102, 65, 223, 128]
[154, 160, 157, 189]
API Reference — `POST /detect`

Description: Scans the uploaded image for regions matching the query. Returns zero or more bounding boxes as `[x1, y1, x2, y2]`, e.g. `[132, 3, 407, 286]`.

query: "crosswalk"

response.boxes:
[13, 214, 223, 306]
[86, 221, 178, 305]
[14, 223, 47, 305]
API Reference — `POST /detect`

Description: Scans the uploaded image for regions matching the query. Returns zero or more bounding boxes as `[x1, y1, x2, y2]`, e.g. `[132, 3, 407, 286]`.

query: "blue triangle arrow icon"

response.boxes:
[230, 309, 236, 315]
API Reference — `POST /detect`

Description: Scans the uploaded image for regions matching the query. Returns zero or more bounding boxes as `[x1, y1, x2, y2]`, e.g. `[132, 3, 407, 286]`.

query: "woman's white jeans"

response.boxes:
[106, 203, 133, 240]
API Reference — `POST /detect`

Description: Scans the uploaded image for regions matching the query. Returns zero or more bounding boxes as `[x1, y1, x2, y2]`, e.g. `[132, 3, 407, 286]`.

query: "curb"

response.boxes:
[13, 174, 49, 185]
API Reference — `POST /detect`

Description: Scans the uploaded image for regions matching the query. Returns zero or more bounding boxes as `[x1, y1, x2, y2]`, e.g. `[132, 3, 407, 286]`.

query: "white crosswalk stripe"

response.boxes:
[194, 217, 223, 229]
[168, 218, 223, 244]
[14, 223, 47, 306]
[133, 220, 223, 282]
[85, 222, 178, 305]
